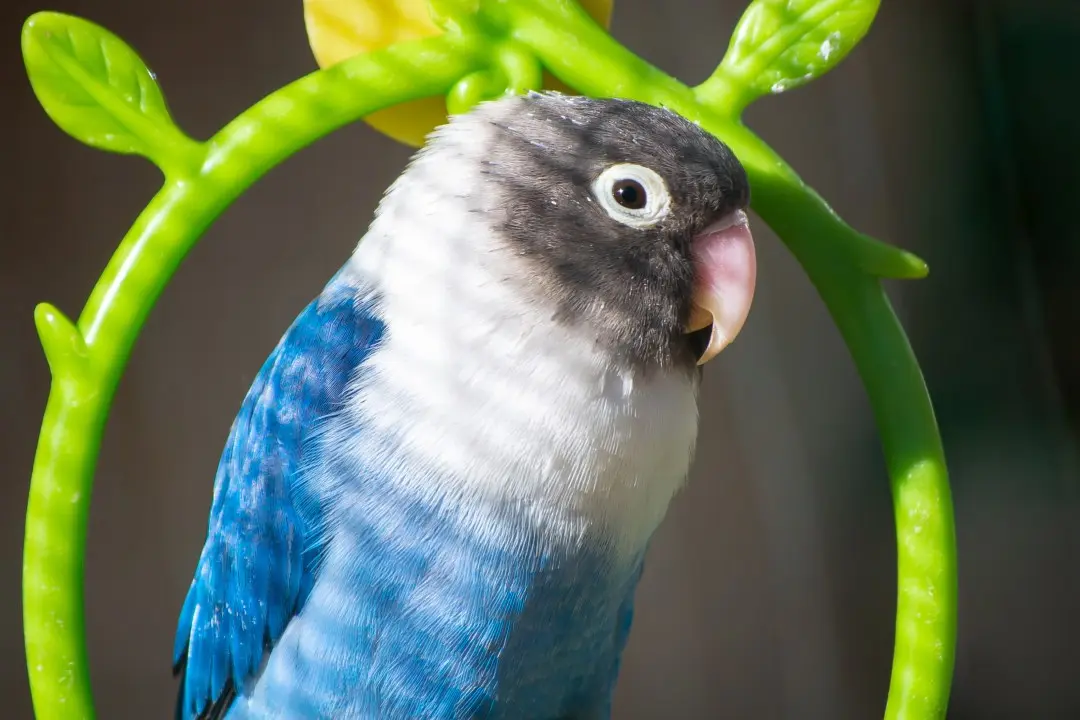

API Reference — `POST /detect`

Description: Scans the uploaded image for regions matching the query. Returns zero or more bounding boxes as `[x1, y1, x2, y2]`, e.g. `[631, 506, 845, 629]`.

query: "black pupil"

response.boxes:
[613, 179, 647, 210]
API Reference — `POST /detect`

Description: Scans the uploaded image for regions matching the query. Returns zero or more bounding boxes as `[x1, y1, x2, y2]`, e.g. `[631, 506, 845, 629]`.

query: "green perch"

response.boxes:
[19, 1, 956, 718]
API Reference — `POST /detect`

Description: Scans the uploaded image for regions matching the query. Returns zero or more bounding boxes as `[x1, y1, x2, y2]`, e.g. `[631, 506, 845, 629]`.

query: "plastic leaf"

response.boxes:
[21, 13, 186, 166]
[720, 0, 881, 100]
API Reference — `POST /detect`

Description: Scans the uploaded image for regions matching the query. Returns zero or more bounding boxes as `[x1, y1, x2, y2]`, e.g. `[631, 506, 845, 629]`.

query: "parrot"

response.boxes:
[172, 90, 757, 720]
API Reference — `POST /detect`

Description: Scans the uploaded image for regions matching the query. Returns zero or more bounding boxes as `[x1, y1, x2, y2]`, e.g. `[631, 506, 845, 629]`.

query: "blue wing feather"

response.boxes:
[173, 266, 384, 720]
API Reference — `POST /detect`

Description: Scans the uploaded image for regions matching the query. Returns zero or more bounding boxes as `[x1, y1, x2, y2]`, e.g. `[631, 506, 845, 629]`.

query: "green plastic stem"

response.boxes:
[21, 2, 956, 719]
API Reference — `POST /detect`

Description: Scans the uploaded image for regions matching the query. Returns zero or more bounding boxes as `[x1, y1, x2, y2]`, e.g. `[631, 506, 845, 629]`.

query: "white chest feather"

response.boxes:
[334, 119, 701, 557]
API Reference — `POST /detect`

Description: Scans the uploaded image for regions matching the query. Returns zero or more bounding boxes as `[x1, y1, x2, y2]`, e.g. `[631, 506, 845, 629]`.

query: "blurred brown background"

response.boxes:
[3, 0, 1079, 717]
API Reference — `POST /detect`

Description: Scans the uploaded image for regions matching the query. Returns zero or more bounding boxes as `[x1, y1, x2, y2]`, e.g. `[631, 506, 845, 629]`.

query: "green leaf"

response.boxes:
[21, 12, 194, 168]
[711, 0, 880, 109]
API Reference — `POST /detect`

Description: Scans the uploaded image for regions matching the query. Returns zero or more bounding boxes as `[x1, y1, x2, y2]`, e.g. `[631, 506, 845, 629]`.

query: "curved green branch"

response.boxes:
[21, 2, 956, 720]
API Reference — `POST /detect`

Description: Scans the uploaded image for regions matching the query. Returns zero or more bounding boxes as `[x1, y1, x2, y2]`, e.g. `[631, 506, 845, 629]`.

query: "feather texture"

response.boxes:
[174, 266, 385, 719]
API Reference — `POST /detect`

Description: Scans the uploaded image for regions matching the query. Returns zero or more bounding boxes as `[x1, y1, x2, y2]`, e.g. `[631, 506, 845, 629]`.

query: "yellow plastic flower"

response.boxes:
[304, 0, 614, 146]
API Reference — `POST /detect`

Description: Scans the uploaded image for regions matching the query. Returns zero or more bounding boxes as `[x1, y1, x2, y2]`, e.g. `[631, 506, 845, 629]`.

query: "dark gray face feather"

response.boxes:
[473, 92, 750, 373]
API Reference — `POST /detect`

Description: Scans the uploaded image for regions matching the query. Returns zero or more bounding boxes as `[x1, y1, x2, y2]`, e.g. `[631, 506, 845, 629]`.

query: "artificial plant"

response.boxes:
[20, 1, 956, 718]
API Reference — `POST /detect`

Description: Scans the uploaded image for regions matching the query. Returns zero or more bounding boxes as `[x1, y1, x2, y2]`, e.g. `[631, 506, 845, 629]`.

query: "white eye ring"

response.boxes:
[591, 163, 672, 229]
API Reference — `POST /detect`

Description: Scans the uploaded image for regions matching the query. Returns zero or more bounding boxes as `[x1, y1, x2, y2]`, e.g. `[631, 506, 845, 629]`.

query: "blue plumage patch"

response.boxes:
[173, 267, 384, 720]
[227, 464, 647, 719]
[173, 267, 655, 720]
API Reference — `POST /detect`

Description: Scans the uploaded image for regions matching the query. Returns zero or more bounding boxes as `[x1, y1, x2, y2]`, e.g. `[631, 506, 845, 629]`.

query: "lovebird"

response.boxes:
[173, 91, 757, 720]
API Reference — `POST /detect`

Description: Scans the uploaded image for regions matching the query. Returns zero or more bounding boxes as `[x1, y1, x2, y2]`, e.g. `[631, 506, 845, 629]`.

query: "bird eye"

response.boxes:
[612, 179, 646, 209]
[592, 163, 671, 229]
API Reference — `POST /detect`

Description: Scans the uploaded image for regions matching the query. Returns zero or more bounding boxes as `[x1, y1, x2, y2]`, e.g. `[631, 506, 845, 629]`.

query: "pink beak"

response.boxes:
[685, 209, 757, 365]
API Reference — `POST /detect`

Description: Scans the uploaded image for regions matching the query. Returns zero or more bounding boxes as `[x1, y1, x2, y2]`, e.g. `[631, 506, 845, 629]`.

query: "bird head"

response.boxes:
[362, 91, 756, 376]
[467, 92, 756, 372]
